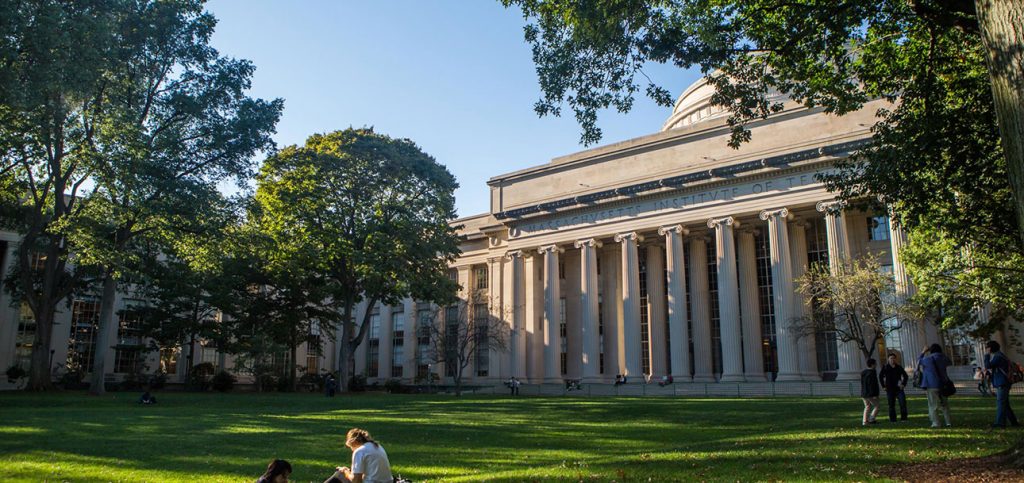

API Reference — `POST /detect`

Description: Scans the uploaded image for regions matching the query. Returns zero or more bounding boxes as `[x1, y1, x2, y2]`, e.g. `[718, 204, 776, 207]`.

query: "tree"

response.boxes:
[501, 1, 1024, 232]
[794, 257, 920, 361]
[0, 0, 282, 392]
[421, 303, 509, 396]
[253, 128, 461, 392]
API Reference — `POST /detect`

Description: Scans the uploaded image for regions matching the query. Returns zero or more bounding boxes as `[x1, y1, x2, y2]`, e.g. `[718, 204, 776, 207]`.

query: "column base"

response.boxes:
[835, 370, 860, 381]
[775, 372, 803, 382]
[581, 376, 603, 384]
[720, 373, 745, 383]
[802, 372, 822, 382]
[543, 377, 563, 384]
[671, 374, 693, 382]
[692, 374, 716, 383]
[744, 373, 768, 382]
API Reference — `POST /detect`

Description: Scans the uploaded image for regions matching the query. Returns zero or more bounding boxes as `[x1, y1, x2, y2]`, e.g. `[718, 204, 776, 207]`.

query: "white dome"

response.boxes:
[661, 77, 789, 132]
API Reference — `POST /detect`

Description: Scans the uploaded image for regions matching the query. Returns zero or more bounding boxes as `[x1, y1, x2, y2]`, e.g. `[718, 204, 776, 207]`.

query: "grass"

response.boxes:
[0, 391, 1019, 482]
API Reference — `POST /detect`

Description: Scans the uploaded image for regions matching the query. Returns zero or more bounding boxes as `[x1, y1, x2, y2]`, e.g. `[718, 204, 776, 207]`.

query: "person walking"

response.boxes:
[918, 344, 952, 428]
[983, 340, 1019, 428]
[861, 358, 881, 426]
[879, 353, 908, 422]
[975, 366, 993, 396]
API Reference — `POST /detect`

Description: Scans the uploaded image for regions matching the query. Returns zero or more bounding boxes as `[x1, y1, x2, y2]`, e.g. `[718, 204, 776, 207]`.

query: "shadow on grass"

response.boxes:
[0, 392, 1016, 482]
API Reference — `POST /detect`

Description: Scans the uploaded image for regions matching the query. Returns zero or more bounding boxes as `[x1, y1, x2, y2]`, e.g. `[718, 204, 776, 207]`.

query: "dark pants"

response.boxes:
[886, 388, 907, 421]
[995, 384, 1019, 427]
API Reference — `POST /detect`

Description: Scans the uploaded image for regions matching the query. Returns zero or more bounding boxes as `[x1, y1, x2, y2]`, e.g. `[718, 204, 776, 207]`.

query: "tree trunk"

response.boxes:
[26, 304, 56, 391]
[88, 271, 117, 396]
[289, 334, 298, 392]
[338, 301, 353, 393]
[975, 0, 1024, 243]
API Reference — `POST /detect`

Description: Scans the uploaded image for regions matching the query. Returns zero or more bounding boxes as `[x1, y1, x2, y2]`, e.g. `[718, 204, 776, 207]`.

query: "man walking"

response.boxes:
[918, 344, 952, 428]
[861, 358, 881, 426]
[983, 340, 1019, 428]
[879, 353, 908, 422]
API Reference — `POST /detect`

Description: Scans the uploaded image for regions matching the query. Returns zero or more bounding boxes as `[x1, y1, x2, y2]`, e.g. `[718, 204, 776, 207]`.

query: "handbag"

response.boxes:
[912, 366, 923, 389]
[940, 379, 957, 397]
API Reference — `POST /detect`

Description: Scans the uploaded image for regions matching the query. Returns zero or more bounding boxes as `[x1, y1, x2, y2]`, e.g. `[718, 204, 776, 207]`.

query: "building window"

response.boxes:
[754, 229, 778, 376]
[807, 218, 839, 374]
[391, 308, 405, 378]
[367, 313, 380, 378]
[559, 298, 567, 375]
[707, 242, 722, 378]
[445, 306, 459, 377]
[15, 303, 35, 369]
[114, 301, 145, 374]
[417, 309, 433, 378]
[68, 298, 101, 373]
[868, 215, 890, 241]
[685, 242, 695, 377]
[474, 303, 489, 377]
[474, 266, 488, 290]
[598, 295, 605, 374]
[639, 246, 651, 376]
[160, 347, 179, 375]
[558, 260, 566, 280]
[306, 323, 322, 376]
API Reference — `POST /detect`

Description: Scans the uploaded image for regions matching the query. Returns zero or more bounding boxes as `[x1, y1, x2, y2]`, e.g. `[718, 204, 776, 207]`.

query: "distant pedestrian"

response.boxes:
[983, 340, 1019, 428]
[325, 374, 337, 398]
[513, 377, 521, 396]
[974, 366, 992, 396]
[861, 358, 880, 426]
[879, 353, 908, 422]
[918, 344, 952, 428]
[138, 391, 157, 405]
[256, 459, 292, 483]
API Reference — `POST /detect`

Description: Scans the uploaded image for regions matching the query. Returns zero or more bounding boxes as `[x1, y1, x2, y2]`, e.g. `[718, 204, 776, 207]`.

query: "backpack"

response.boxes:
[1010, 361, 1024, 384]
[912, 365, 923, 389]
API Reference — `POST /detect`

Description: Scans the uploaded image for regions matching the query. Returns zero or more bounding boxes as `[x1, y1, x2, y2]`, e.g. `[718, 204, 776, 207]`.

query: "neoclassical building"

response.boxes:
[0, 78, 993, 388]
[348, 77, 996, 386]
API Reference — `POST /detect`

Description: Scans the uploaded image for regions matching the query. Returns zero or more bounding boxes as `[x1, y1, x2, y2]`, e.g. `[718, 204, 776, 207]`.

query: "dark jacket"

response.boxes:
[879, 363, 908, 392]
[861, 368, 880, 398]
[918, 352, 951, 389]
[985, 351, 1014, 388]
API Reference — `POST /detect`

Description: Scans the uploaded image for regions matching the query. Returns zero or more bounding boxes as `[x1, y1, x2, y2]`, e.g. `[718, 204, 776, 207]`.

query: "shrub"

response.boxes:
[348, 374, 367, 392]
[211, 371, 236, 392]
[148, 372, 168, 390]
[189, 362, 216, 391]
[298, 372, 323, 392]
[276, 375, 293, 392]
[255, 373, 278, 392]
[384, 378, 404, 394]
[5, 365, 26, 383]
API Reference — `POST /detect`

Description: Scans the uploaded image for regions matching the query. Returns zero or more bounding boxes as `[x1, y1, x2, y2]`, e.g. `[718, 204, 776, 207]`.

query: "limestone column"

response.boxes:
[646, 242, 668, 378]
[689, 236, 715, 382]
[615, 232, 644, 380]
[523, 253, 542, 383]
[708, 217, 744, 383]
[789, 220, 818, 380]
[564, 249, 582, 379]
[0, 240, 20, 372]
[488, 256, 504, 380]
[538, 245, 563, 383]
[736, 228, 765, 381]
[659, 225, 691, 381]
[575, 238, 602, 383]
[505, 250, 527, 379]
[760, 208, 801, 381]
[378, 305, 394, 380]
[817, 201, 862, 380]
[888, 222, 926, 367]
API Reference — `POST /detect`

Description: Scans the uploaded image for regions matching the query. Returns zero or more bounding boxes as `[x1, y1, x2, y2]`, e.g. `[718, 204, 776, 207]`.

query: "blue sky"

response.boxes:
[205, 0, 699, 217]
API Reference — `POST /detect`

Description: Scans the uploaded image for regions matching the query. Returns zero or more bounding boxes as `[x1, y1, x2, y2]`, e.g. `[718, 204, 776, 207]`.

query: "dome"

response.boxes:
[661, 77, 789, 132]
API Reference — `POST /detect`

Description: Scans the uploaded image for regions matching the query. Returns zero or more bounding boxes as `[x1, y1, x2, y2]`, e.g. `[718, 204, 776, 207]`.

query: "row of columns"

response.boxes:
[503, 203, 929, 383]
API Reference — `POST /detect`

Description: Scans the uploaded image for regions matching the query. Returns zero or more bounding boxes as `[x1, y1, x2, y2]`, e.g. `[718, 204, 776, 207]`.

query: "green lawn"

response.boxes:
[0, 391, 1017, 482]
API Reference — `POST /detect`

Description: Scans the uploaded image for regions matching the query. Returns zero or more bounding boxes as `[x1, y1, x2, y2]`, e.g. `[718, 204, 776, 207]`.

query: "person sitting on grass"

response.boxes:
[256, 459, 292, 483]
[324, 428, 393, 483]
[138, 391, 157, 405]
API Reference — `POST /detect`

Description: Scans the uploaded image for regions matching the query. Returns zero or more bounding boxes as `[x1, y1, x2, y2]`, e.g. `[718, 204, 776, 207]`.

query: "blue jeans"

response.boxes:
[994, 385, 1018, 427]
[886, 388, 907, 421]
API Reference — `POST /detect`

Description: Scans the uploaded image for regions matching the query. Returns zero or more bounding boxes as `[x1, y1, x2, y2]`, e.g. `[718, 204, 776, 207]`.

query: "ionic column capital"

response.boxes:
[658, 224, 689, 236]
[707, 216, 738, 229]
[537, 244, 564, 255]
[504, 250, 525, 261]
[614, 232, 644, 243]
[573, 238, 603, 249]
[759, 207, 791, 221]
[816, 200, 847, 214]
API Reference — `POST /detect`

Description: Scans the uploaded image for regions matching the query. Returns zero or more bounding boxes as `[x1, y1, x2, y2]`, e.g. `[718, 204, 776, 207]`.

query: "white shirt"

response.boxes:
[352, 443, 393, 483]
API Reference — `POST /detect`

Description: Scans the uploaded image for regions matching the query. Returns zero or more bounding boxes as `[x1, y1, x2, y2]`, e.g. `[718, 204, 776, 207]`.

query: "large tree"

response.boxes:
[253, 128, 461, 392]
[500, 1, 1023, 234]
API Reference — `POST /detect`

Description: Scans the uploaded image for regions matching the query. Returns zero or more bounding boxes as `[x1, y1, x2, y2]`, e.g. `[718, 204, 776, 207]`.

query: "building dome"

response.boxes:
[661, 77, 788, 132]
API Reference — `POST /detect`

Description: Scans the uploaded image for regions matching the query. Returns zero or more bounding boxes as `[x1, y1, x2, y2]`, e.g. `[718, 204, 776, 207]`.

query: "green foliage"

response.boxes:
[5, 364, 26, 382]
[0, 392, 1018, 481]
[210, 371, 236, 392]
[347, 374, 367, 392]
[189, 362, 216, 391]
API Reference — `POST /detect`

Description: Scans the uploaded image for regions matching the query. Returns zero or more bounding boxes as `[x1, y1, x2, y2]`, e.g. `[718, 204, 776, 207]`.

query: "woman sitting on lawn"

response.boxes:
[324, 428, 393, 483]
